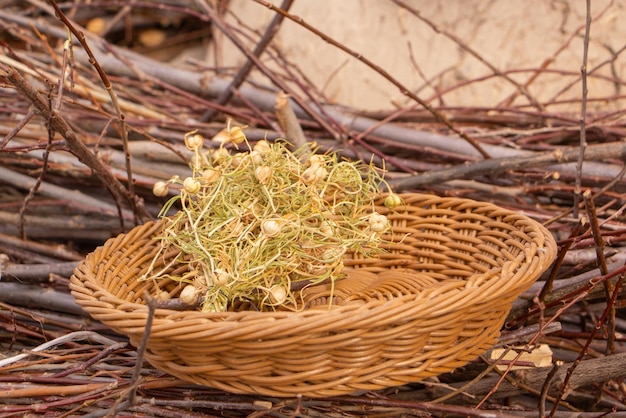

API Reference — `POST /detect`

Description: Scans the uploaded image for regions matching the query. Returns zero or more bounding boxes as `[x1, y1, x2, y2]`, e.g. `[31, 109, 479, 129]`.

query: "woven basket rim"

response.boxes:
[71, 192, 556, 321]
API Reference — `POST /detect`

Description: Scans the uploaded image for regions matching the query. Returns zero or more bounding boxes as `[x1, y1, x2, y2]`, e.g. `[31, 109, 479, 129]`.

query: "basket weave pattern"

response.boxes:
[70, 193, 556, 397]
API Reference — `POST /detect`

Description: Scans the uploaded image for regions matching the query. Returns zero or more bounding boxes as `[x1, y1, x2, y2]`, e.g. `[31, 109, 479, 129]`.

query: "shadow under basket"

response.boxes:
[70, 193, 556, 397]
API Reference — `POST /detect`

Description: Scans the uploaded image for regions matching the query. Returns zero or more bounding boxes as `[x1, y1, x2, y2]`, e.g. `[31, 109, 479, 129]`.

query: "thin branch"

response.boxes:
[1, 261, 79, 281]
[47, 0, 139, 225]
[386, 140, 626, 191]
[251, 0, 491, 159]
[0, 65, 151, 221]
[548, 272, 626, 417]
[0, 108, 34, 149]
[574, 0, 592, 218]
[197, 0, 338, 138]
[392, 0, 543, 111]
[583, 190, 616, 360]
[200, 0, 295, 122]
[17, 84, 54, 239]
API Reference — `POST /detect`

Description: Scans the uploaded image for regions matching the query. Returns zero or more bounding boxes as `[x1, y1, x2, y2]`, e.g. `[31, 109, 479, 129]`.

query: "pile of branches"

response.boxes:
[1, 1, 626, 416]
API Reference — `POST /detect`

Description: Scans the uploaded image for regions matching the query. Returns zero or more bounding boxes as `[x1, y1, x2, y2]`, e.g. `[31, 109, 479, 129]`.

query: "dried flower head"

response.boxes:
[268, 285, 288, 305]
[249, 150, 264, 165]
[301, 164, 328, 185]
[212, 148, 230, 165]
[368, 212, 389, 233]
[212, 269, 229, 286]
[261, 219, 281, 237]
[253, 140, 271, 154]
[228, 126, 246, 145]
[201, 168, 220, 184]
[212, 122, 247, 146]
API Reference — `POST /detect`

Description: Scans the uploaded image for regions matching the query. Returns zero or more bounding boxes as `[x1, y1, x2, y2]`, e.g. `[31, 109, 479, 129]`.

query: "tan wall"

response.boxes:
[208, 1, 625, 112]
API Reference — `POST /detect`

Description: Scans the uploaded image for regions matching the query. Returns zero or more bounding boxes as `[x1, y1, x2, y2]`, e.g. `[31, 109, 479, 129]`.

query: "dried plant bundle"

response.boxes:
[142, 125, 400, 312]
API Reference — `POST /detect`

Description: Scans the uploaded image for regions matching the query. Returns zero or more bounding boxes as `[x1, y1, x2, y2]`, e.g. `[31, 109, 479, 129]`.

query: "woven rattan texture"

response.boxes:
[70, 193, 556, 397]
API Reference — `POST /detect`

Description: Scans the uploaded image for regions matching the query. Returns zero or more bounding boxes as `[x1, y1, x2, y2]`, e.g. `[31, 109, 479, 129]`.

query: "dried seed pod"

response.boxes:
[268, 285, 287, 305]
[152, 181, 169, 197]
[212, 269, 229, 286]
[249, 150, 264, 165]
[255, 166, 273, 185]
[301, 164, 328, 185]
[201, 168, 220, 184]
[212, 148, 230, 165]
[384, 193, 403, 209]
[368, 212, 389, 233]
[183, 177, 201, 194]
[180, 284, 198, 304]
[191, 153, 207, 170]
[230, 154, 244, 168]
[253, 140, 271, 154]
[212, 124, 247, 145]
[184, 132, 204, 151]
[319, 220, 335, 237]
[157, 290, 171, 300]
[308, 154, 326, 166]
[261, 219, 281, 237]
[228, 126, 246, 145]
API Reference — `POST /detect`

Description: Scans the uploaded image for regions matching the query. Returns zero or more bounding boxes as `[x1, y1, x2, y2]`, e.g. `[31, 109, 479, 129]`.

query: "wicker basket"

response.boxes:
[70, 193, 556, 397]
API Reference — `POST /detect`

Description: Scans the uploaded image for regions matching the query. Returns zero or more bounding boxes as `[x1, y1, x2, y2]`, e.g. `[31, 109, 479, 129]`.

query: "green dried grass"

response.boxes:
[143, 126, 399, 312]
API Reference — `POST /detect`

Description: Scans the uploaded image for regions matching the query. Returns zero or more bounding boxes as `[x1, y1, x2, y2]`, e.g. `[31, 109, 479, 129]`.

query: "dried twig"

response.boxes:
[1, 261, 79, 282]
[275, 90, 307, 149]
[549, 272, 626, 416]
[251, 0, 491, 159]
[200, 0, 295, 122]
[0, 330, 118, 367]
[0, 66, 150, 220]
[392, 0, 543, 111]
[573, 0, 592, 218]
[387, 141, 626, 191]
[47, 0, 139, 224]
[0, 283, 85, 316]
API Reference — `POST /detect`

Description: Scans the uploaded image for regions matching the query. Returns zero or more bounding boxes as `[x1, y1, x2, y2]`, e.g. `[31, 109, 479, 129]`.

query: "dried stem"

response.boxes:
[275, 90, 307, 149]
[47, 0, 140, 224]
[392, 0, 543, 111]
[574, 0, 592, 218]
[200, 0, 295, 122]
[251, 0, 491, 159]
[0, 65, 150, 221]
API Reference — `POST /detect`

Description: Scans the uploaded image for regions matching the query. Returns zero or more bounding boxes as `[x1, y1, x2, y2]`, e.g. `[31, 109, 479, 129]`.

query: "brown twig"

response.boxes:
[197, 0, 338, 138]
[386, 140, 626, 191]
[548, 272, 626, 417]
[583, 190, 616, 361]
[392, 0, 543, 111]
[200, 0, 295, 122]
[573, 0, 592, 219]
[251, 0, 491, 159]
[17, 87, 54, 239]
[0, 66, 151, 221]
[1, 261, 79, 282]
[47, 0, 142, 225]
